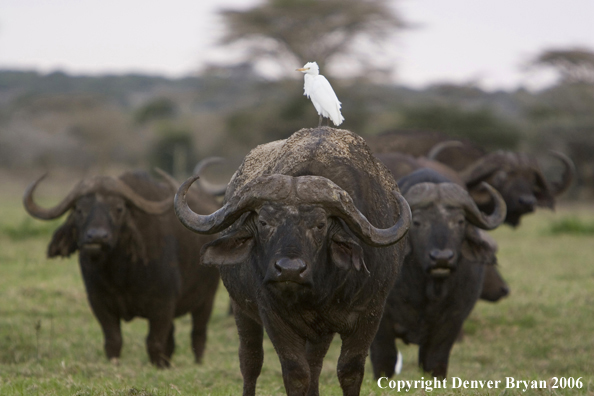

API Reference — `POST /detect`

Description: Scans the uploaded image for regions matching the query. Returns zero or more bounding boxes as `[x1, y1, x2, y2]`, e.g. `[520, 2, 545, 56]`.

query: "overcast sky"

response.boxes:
[1, 0, 593, 90]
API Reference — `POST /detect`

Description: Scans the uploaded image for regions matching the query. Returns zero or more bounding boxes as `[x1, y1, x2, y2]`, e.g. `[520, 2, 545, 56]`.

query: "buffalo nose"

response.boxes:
[429, 249, 454, 264]
[518, 195, 536, 208]
[275, 258, 307, 277]
[85, 228, 109, 243]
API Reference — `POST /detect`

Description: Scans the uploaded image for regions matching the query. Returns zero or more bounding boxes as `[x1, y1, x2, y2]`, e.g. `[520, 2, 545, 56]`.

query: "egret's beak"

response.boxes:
[296, 68, 309, 71]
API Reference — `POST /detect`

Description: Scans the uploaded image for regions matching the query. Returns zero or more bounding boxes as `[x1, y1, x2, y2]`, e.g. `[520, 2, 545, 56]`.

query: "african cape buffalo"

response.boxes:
[370, 168, 506, 379]
[175, 127, 411, 396]
[377, 152, 510, 302]
[23, 171, 220, 367]
[367, 130, 574, 226]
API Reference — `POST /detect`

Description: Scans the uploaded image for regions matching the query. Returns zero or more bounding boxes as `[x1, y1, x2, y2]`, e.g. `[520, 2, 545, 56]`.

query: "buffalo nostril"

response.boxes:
[275, 258, 307, 275]
[429, 249, 454, 262]
[86, 228, 109, 242]
[518, 195, 536, 207]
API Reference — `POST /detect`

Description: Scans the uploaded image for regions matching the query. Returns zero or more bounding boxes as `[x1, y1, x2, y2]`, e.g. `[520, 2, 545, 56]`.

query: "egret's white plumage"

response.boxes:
[296, 61, 344, 126]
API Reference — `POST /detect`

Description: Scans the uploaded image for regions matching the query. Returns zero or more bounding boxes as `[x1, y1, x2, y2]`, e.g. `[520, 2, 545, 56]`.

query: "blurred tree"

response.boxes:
[149, 126, 196, 179]
[399, 104, 521, 150]
[528, 47, 594, 84]
[219, 0, 406, 76]
[135, 98, 177, 124]
[523, 47, 594, 198]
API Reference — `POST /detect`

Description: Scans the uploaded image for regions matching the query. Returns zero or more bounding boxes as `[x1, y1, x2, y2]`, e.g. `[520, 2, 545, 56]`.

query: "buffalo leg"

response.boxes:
[263, 315, 309, 396]
[88, 297, 122, 362]
[146, 316, 174, 368]
[165, 323, 175, 360]
[370, 315, 398, 379]
[190, 299, 215, 364]
[418, 330, 458, 378]
[235, 306, 264, 396]
[306, 334, 334, 396]
[337, 315, 382, 396]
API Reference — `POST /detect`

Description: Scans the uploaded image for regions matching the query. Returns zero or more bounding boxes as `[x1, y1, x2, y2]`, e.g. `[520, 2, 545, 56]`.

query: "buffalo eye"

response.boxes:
[316, 222, 326, 230]
[458, 219, 465, 226]
[413, 220, 421, 227]
[259, 220, 268, 227]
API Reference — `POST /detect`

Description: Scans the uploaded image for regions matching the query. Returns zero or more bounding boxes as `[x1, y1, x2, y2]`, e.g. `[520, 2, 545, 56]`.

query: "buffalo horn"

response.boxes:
[24, 173, 84, 220]
[23, 174, 173, 220]
[193, 157, 228, 196]
[175, 174, 411, 247]
[548, 150, 575, 196]
[457, 182, 506, 230]
[406, 182, 506, 230]
[174, 174, 292, 234]
[111, 177, 173, 214]
[459, 153, 506, 186]
[426, 141, 464, 160]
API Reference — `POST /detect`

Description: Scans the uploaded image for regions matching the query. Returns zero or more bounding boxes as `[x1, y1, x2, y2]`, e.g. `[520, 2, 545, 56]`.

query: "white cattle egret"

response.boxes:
[296, 62, 344, 127]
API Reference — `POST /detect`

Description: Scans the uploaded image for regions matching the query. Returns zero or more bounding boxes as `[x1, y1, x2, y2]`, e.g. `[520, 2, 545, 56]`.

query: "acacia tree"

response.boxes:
[219, 0, 406, 77]
[529, 47, 594, 84]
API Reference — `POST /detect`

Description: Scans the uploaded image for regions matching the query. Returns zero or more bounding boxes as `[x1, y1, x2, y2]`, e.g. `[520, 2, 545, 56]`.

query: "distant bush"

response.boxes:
[2, 218, 58, 240]
[135, 98, 177, 124]
[399, 104, 521, 150]
[148, 126, 196, 178]
[549, 217, 594, 235]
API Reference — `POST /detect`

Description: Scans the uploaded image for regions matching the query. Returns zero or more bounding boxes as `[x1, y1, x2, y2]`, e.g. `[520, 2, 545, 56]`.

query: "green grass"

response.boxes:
[1, 198, 593, 395]
[548, 216, 594, 235]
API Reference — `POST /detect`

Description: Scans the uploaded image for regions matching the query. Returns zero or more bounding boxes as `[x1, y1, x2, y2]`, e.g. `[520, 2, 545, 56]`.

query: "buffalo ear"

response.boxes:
[461, 225, 496, 264]
[47, 214, 78, 258]
[119, 213, 148, 265]
[201, 228, 254, 266]
[403, 234, 412, 257]
[330, 231, 369, 275]
[533, 170, 555, 209]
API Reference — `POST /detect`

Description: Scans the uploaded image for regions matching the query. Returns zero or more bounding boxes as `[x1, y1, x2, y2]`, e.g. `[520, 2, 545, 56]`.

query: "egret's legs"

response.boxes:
[318, 115, 323, 127]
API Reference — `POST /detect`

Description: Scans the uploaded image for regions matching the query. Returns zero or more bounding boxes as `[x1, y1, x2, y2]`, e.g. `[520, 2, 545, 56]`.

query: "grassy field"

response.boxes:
[0, 196, 593, 395]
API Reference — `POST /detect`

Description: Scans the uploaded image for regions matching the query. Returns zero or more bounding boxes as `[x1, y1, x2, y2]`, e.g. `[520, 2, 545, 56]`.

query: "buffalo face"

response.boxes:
[72, 194, 128, 255]
[409, 205, 466, 278]
[482, 169, 539, 226]
[403, 181, 506, 291]
[259, 204, 324, 287]
[460, 151, 574, 227]
[23, 173, 174, 260]
[201, 203, 367, 299]
[175, 173, 410, 303]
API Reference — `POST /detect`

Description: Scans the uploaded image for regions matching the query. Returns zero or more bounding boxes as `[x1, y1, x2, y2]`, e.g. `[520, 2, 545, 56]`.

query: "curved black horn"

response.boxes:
[193, 157, 228, 196]
[23, 174, 82, 220]
[407, 182, 506, 230]
[459, 152, 507, 186]
[426, 141, 464, 160]
[548, 150, 575, 196]
[175, 174, 293, 234]
[292, 176, 411, 247]
[175, 173, 410, 246]
[460, 182, 506, 230]
[110, 177, 173, 215]
[154, 168, 179, 192]
[24, 173, 173, 219]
